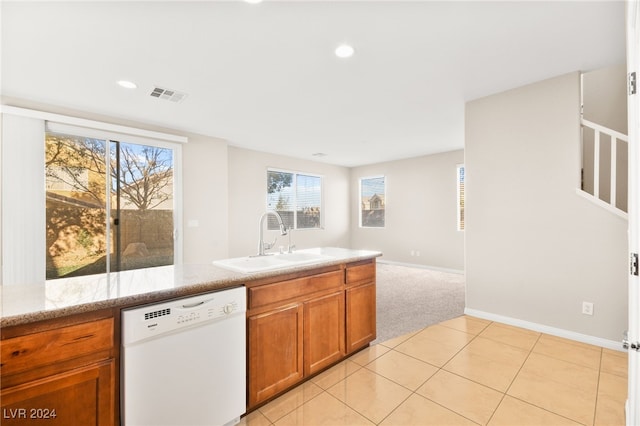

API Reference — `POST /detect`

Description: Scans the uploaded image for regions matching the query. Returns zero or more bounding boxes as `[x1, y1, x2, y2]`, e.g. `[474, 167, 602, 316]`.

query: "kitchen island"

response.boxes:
[0, 247, 380, 425]
[1, 247, 380, 327]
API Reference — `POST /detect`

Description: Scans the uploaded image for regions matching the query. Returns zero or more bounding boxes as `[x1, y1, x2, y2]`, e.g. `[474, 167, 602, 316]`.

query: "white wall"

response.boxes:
[227, 147, 351, 258]
[583, 63, 628, 134]
[465, 71, 628, 341]
[182, 133, 229, 263]
[350, 150, 465, 272]
[0, 114, 3, 281]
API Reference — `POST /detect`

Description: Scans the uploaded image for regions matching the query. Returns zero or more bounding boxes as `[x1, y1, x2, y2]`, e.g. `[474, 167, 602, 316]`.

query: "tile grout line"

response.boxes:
[260, 359, 364, 425]
[322, 389, 378, 426]
[415, 322, 491, 425]
[498, 332, 593, 426]
[591, 348, 604, 426]
[373, 389, 415, 425]
[377, 322, 481, 372]
[352, 346, 428, 425]
[412, 394, 483, 426]
[321, 345, 411, 425]
[258, 385, 326, 424]
[437, 317, 492, 336]
[533, 333, 605, 370]
[373, 321, 489, 425]
[502, 330, 541, 395]
[484, 331, 544, 426]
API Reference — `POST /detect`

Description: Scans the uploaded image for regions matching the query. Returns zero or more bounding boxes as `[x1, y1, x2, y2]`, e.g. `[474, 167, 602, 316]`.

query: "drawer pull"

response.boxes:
[69, 334, 95, 343]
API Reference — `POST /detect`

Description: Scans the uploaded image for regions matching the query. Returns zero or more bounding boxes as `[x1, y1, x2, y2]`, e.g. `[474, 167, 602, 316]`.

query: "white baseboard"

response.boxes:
[626, 400, 629, 426]
[464, 308, 624, 352]
[377, 259, 464, 275]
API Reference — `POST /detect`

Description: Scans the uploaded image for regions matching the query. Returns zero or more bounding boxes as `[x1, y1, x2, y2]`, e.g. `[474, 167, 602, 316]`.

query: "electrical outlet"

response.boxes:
[582, 301, 594, 316]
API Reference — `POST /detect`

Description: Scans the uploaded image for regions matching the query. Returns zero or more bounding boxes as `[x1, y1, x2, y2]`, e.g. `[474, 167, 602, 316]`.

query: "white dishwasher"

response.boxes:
[121, 286, 246, 426]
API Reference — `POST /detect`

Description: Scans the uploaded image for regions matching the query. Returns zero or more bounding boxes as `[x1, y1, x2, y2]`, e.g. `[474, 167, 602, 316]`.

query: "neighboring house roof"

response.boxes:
[362, 194, 385, 209]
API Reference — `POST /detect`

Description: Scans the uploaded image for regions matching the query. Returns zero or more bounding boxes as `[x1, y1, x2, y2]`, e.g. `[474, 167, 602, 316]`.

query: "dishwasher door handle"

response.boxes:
[181, 300, 207, 309]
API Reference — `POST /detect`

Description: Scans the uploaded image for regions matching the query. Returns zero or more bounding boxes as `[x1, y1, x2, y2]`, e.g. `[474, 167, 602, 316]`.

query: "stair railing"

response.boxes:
[580, 118, 628, 216]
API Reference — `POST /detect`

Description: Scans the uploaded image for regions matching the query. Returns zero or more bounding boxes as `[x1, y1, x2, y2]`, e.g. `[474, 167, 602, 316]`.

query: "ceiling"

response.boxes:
[1, 1, 626, 167]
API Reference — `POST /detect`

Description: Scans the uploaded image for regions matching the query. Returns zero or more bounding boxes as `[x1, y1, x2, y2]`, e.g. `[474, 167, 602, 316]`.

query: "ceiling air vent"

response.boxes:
[150, 86, 188, 103]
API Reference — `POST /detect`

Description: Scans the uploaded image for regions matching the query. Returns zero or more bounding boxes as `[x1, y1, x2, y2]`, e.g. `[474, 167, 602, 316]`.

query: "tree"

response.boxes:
[46, 135, 173, 210]
[116, 145, 173, 211]
[275, 194, 289, 210]
[46, 135, 107, 205]
[268, 171, 292, 194]
[45, 134, 174, 278]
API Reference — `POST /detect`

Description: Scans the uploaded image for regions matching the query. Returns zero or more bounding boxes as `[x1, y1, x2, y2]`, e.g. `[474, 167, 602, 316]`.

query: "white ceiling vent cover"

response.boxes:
[150, 86, 188, 103]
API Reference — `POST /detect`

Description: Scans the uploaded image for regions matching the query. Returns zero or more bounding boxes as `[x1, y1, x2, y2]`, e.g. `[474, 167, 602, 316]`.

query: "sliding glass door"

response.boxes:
[45, 132, 175, 279]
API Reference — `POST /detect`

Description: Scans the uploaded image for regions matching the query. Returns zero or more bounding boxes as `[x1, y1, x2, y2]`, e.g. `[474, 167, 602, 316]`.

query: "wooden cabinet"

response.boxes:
[0, 311, 117, 425]
[303, 291, 345, 375]
[248, 304, 304, 408]
[247, 269, 345, 407]
[247, 259, 376, 409]
[345, 261, 377, 354]
[1, 360, 115, 425]
[346, 282, 376, 353]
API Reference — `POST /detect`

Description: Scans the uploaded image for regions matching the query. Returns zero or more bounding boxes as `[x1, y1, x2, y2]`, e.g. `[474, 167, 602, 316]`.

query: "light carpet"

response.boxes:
[372, 262, 465, 344]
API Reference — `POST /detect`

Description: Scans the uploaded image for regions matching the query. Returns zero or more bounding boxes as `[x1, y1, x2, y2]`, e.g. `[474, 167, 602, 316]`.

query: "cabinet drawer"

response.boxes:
[0, 318, 114, 376]
[249, 270, 343, 309]
[346, 262, 375, 285]
[1, 359, 115, 426]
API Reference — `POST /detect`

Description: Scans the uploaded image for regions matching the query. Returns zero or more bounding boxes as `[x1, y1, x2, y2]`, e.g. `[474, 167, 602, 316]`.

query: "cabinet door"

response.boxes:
[0, 359, 115, 426]
[346, 281, 376, 353]
[303, 291, 345, 376]
[248, 304, 304, 408]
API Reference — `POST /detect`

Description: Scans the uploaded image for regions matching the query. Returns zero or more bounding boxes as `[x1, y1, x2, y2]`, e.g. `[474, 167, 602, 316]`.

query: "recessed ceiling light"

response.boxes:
[117, 80, 137, 89]
[245, 0, 263, 4]
[335, 44, 355, 59]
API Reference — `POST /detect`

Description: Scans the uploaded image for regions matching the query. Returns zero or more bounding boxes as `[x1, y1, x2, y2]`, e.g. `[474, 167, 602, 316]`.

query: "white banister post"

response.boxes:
[611, 137, 617, 208]
[594, 130, 600, 199]
[580, 124, 584, 190]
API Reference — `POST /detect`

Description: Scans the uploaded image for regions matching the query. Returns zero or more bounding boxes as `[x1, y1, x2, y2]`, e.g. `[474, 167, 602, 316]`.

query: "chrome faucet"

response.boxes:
[257, 211, 288, 256]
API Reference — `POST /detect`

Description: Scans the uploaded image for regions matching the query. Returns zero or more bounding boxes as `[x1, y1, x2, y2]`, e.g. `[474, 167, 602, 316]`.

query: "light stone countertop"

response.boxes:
[1, 247, 381, 327]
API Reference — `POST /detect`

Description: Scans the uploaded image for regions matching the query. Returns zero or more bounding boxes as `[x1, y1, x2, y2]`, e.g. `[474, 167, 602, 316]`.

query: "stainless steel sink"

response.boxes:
[213, 251, 335, 274]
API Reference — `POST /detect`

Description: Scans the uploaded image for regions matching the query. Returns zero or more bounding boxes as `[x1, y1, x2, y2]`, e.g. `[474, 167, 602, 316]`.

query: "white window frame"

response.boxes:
[359, 175, 386, 229]
[46, 122, 184, 273]
[266, 167, 324, 231]
[1, 106, 185, 285]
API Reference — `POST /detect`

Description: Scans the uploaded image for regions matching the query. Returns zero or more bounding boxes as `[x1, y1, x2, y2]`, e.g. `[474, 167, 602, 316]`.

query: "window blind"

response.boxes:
[267, 169, 322, 230]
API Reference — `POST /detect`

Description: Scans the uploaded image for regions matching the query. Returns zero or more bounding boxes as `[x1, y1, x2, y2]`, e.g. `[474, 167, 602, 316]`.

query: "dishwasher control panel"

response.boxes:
[175, 301, 239, 324]
[121, 286, 246, 345]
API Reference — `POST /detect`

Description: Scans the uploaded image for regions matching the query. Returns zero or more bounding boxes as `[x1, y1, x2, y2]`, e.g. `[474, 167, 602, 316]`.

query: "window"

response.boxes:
[360, 176, 385, 228]
[457, 164, 465, 231]
[267, 169, 322, 230]
[45, 130, 176, 279]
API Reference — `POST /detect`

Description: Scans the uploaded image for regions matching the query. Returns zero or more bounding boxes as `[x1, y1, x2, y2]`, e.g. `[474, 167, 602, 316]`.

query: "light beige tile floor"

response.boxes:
[239, 315, 628, 426]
